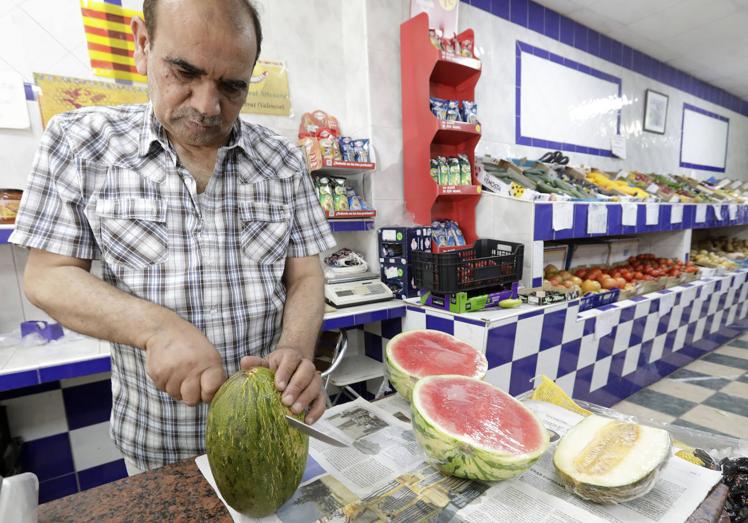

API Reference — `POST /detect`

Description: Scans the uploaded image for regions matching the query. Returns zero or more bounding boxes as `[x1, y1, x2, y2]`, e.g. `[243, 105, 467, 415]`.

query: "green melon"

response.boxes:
[206, 367, 308, 517]
[411, 375, 549, 481]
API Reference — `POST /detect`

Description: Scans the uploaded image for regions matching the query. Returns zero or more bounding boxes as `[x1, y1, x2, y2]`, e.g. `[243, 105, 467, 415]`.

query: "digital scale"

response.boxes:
[325, 272, 394, 308]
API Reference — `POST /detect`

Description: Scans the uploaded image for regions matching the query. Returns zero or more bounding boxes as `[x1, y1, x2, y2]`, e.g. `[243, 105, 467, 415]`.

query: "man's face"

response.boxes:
[132, 0, 258, 149]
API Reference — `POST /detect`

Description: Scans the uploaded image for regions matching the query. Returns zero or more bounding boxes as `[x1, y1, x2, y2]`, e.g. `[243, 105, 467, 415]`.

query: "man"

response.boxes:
[10, 0, 335, 473]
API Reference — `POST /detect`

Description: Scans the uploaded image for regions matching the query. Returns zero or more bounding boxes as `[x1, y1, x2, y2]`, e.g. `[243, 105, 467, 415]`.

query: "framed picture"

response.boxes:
[643, 89, 669, 134]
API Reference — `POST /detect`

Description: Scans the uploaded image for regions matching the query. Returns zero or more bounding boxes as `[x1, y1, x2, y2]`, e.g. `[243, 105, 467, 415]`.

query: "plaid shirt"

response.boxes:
[10, 103, 335, 469]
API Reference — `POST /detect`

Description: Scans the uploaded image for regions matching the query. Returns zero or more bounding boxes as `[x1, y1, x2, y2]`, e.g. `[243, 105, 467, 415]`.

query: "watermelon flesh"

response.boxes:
[385, 330, 487, 401]
[412, 375, 549, 481]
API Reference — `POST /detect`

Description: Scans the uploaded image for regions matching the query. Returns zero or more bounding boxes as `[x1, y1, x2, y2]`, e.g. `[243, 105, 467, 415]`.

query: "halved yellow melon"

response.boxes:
[553, 414, 671, 504]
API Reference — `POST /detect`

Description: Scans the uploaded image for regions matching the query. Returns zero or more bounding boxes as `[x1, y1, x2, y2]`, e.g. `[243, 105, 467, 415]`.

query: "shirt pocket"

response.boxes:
[96, 198, 168, 269]
[239, 201, 291, 264]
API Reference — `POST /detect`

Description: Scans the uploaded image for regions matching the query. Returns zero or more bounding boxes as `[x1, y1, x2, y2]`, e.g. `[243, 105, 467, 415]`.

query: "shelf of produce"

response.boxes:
[0, 224, 14, 245]
[327, 219, 375, 233]
[477, 193, 748, 242]
[311, 160, 376, 176]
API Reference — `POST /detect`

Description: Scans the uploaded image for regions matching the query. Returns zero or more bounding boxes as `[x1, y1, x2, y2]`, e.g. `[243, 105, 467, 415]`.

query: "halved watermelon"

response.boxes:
[385, 329, 487, 401]
[411, 375, 549, 481]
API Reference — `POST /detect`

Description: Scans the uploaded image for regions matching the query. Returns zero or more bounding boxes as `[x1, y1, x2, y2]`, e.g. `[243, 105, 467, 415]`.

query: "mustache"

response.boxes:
[173, 109, 222, 127]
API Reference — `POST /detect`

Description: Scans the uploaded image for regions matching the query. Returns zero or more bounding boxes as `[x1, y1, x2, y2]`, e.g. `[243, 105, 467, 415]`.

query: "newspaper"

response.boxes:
[196, 397, 722, 523]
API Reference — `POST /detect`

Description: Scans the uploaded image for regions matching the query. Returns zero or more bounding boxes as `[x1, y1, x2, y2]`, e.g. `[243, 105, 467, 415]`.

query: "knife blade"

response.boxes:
[285, 415, 350, 447]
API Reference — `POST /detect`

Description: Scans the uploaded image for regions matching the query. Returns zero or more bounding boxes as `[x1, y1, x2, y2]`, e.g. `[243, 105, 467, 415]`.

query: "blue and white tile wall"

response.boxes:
[366, 273, 748, 411]
[0, 373, 125, 503]
[458, 0, 748, 180]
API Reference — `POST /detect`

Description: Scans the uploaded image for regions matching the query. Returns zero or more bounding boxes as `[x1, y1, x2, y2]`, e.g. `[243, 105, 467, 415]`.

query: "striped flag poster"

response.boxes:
[79, 0, 146, 83]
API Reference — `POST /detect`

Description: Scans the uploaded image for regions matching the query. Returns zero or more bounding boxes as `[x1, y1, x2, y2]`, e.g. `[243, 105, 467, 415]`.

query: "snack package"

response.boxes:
[353, 139, 370, 163]
[458, 154, 472, 185]
[448, 157, 461, 186]
[347, 189, 363, 210]
[429, 28, 443, 50]
[316, 177, 334, 213]
[430, 158, 440, 183]
[430, 97, 448, 120]
[437, 157, 450, 186]
[460, 38, 474, 58]
[319, 137, 339, 162]
[298, 137, 323, 172]
[327, 115, 341, 136]
[339, 137, 353, 162]
[461, 101, 479, 124]
[332, 178, 349, 211]
[446, 100, 461, 121]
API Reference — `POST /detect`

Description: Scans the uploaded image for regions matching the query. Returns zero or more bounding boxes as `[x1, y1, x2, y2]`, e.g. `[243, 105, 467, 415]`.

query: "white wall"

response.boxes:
[2, 0, 748, 333]
[0, 0, 373, 331]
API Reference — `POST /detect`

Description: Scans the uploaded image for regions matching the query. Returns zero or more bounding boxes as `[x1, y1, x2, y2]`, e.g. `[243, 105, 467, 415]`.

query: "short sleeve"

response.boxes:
[9, 116, 99, 259]
[287, 163, 336, 258]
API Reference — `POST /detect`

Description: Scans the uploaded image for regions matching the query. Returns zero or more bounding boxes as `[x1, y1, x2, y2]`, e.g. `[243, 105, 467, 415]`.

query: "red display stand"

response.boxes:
[400, 12, 482, 245]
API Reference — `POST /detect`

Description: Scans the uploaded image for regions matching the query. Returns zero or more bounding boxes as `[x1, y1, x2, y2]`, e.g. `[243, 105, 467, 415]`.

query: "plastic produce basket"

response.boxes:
[413, 239, 524, 294]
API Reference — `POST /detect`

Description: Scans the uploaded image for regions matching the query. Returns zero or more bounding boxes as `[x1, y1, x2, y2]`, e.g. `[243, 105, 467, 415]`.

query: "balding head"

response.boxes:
[143, 0, 262, 61]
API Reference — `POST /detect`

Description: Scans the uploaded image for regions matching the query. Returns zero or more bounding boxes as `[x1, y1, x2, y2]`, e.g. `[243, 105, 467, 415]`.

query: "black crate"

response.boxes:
[413, 239, 524, 294]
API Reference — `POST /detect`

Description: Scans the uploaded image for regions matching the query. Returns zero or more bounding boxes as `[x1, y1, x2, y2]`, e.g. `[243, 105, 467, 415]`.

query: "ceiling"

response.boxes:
[535, 0, 748, 100]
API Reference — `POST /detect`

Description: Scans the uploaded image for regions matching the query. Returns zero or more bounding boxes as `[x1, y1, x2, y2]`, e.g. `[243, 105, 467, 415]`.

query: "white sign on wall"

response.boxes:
[680, 103, 729, 173]
[517, 41, 622, 156]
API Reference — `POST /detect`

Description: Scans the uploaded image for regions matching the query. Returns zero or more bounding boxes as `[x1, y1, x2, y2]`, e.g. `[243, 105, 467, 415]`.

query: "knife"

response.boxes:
[285, 415, 350, 447]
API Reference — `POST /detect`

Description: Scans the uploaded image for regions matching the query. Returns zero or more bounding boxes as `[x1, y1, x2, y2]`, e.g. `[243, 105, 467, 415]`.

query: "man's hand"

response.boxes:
[144, 318, 226, 406]
[241, 348, 325, 424]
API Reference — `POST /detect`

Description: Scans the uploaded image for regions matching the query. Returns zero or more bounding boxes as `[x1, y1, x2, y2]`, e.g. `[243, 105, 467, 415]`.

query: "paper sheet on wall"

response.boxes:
[594, 309, 620, 339]
[695, 205, 707, 223]
[671, 205, 684, 224]
[659, 292, 676, 317]
[712, 204, 723, 220]
[645, 203, 659, 225]
[0, 70, 30, 129]
[587, 204, 608, 234]
[553, 202, 574, 231]
[622, 202, 638, 226]
[611, 135, 626, 159]
[729, 204, 738, 220]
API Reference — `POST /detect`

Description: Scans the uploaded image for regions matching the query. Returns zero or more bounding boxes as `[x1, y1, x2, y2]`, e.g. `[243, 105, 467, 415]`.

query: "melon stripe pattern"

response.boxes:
[206, 367, 308, 517]
[411, 376, 549, 482]
[385, 329, 488, 401]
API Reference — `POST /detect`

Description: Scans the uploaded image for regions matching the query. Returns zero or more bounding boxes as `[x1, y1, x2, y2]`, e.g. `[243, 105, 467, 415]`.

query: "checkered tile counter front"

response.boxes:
[0, 301, 406, 504]
[365, 270, 748, 409]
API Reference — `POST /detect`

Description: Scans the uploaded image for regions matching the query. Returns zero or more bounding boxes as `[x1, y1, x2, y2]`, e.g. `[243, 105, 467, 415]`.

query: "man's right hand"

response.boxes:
[144, 318, 226, 406]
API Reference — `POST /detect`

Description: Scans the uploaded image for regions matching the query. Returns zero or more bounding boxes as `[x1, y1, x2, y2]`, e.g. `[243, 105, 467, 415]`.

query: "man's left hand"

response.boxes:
[241, 348, 325, 424]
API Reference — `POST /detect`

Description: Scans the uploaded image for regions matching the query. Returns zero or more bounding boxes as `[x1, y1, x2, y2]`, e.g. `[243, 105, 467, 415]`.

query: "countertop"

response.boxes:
[38, 459, 230, 523]
[38, 456, 727, 523]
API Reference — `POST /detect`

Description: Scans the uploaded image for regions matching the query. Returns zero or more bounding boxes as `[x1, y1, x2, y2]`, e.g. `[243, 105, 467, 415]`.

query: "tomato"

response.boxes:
[575, 269, 588, 279]
[633, 271, 644, 280]
[615, 277, 627, 288]
[611, 271, 621, 278]
[589, 269, 602, 280]
[601, 277, 618, 290]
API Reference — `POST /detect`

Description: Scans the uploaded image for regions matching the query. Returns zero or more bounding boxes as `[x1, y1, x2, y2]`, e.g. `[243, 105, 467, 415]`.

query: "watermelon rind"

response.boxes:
[206, 367, 309, 517]
[553, 414, 672, 504]
[411, 375, 550, 481]
[385, 330, 488, 402]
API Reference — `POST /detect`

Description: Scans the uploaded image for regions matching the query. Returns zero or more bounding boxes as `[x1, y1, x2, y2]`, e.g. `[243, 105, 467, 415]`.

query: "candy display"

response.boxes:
[431, 155, 472, 186]
[313, 176, 371, 214]
[298, 110, 372, 171]
[431, 220, 466, 248]
[429, 97, 479, 124]
[428, 29, 474, 57]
